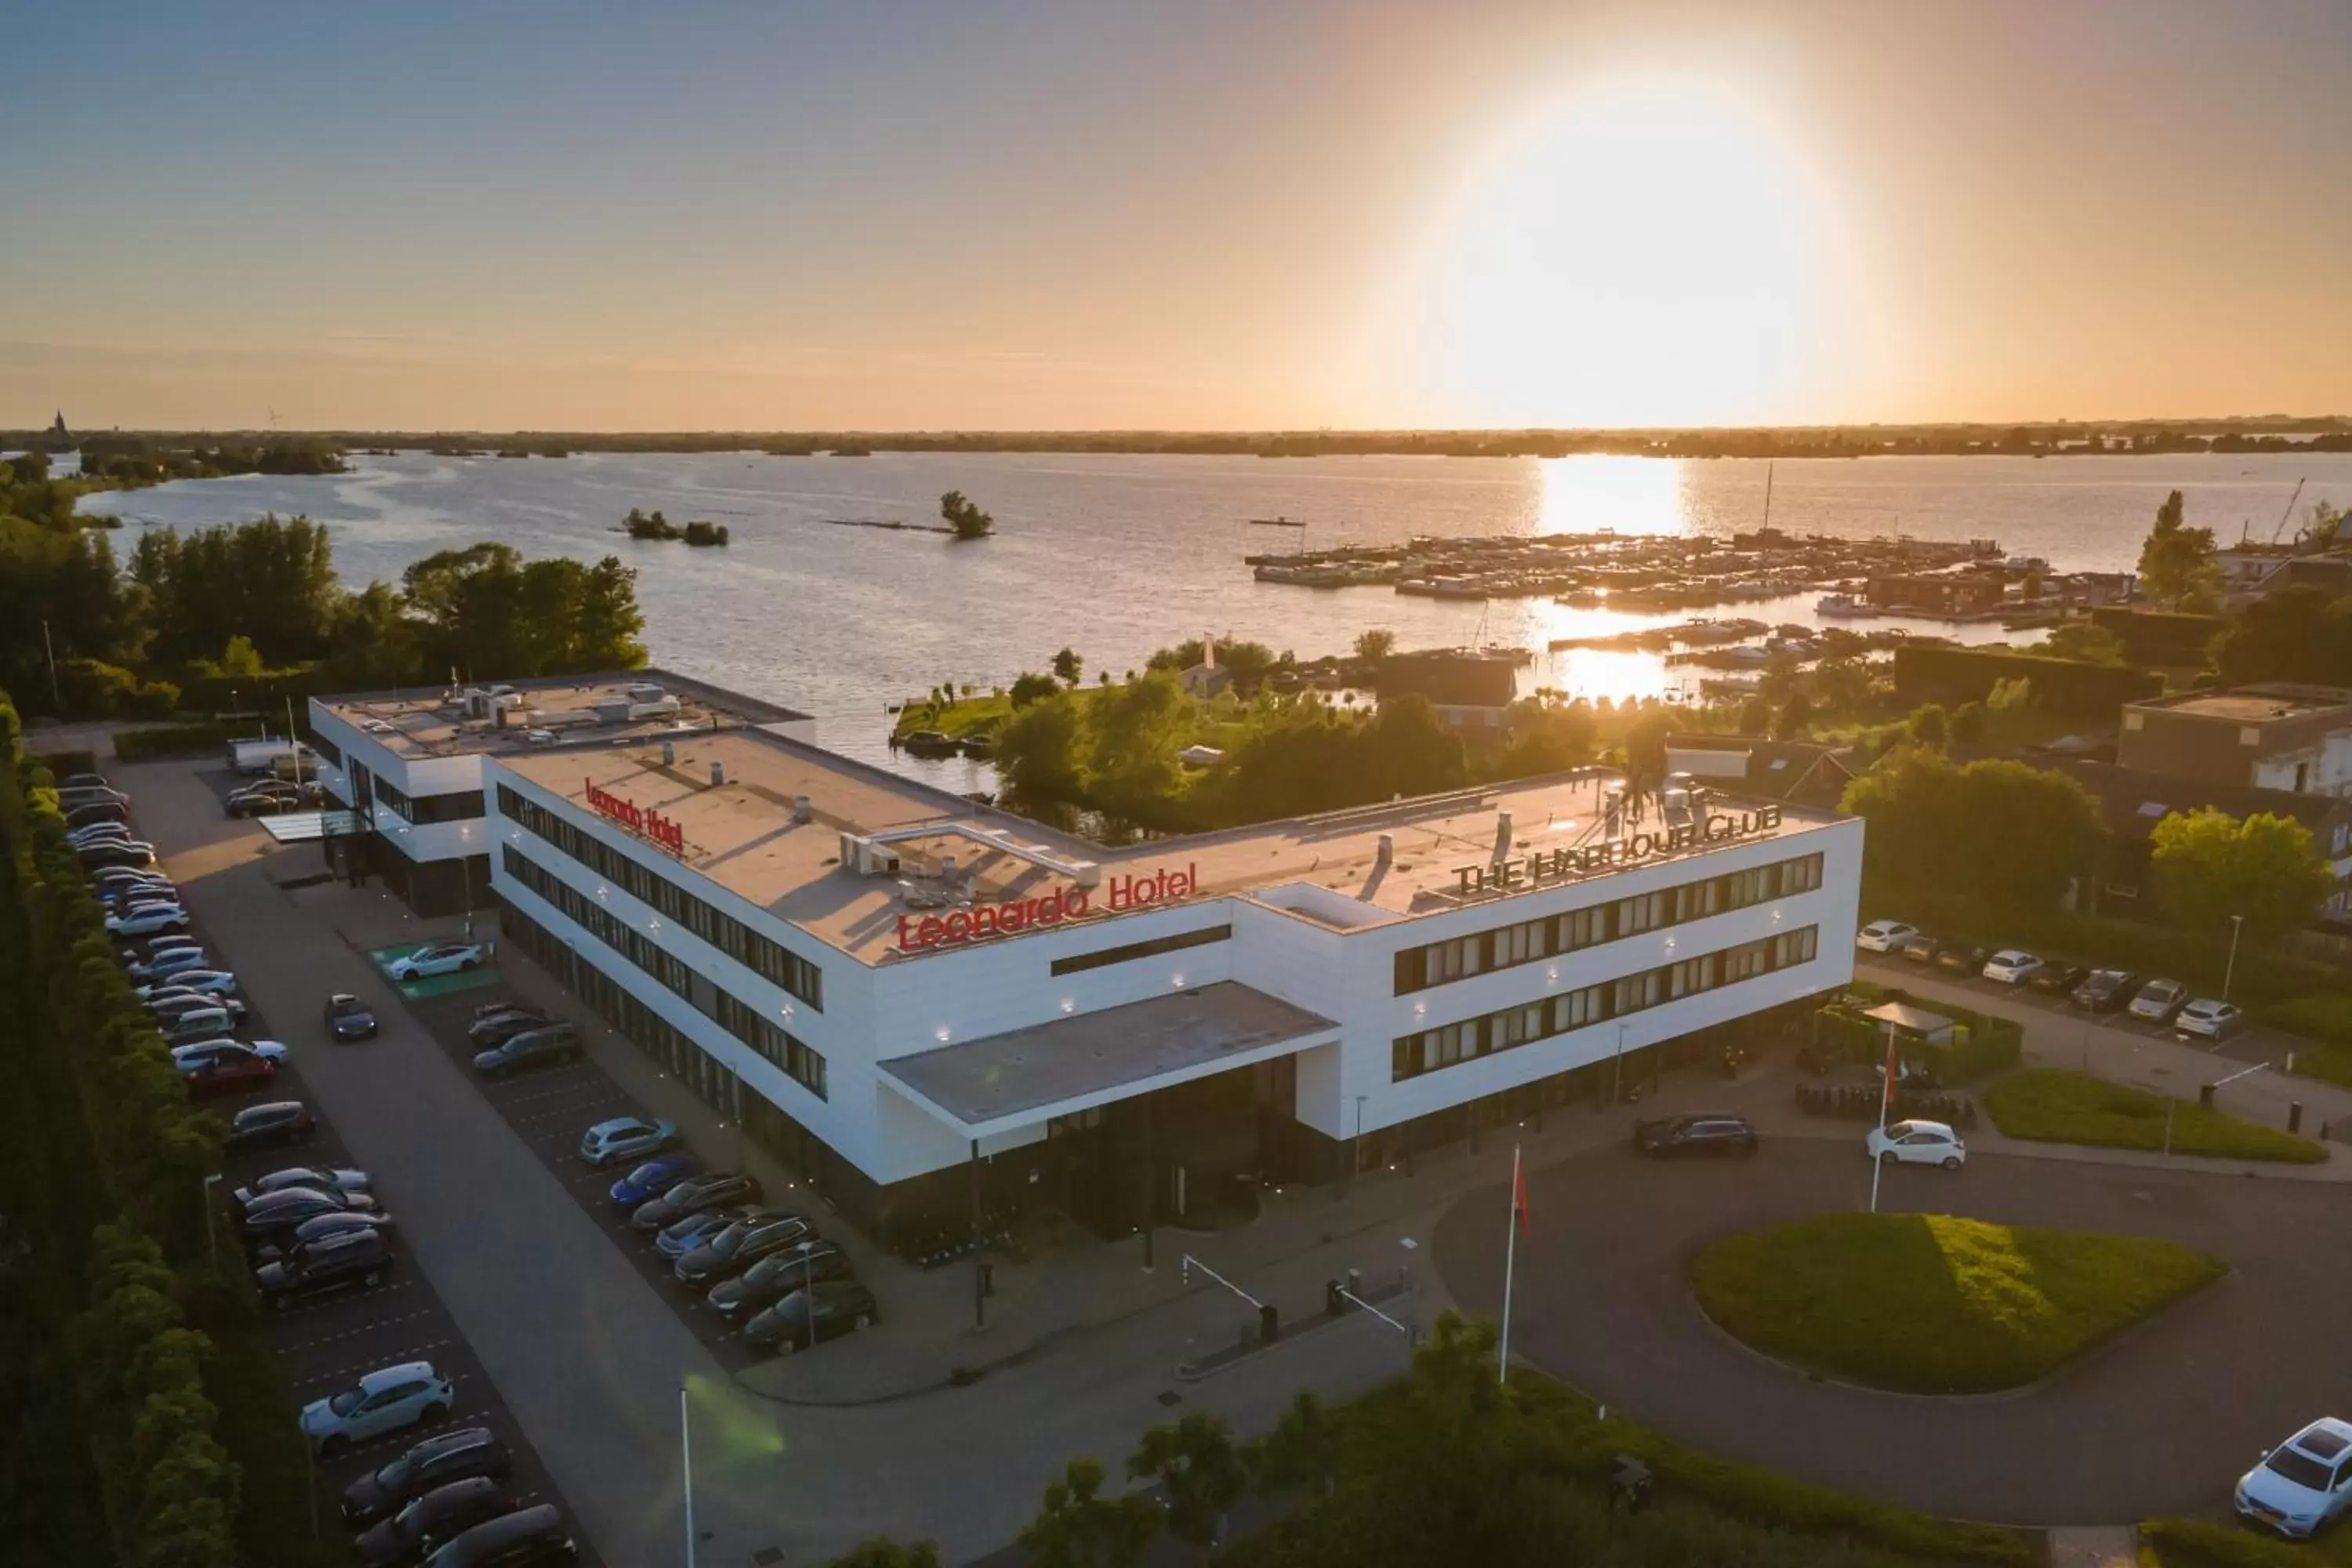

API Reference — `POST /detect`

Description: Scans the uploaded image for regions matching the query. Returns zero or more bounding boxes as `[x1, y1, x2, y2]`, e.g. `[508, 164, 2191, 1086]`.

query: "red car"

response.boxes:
[184, 1047, 279, 1098]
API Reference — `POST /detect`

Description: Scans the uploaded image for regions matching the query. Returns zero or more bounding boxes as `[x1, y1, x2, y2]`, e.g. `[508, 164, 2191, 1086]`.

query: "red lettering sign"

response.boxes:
[583, 778, 686, 855]
[895, 862, 1200, 950]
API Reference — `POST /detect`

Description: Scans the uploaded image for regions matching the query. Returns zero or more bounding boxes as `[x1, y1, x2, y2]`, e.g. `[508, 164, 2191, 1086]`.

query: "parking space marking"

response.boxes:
[272, 1310, 447, 1357]
[292, 1340, 455, 1389]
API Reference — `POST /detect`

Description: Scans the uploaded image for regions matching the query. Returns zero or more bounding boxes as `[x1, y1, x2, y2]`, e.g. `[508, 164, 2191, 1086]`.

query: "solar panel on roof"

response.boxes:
[2299, 1427, 2350, 1459]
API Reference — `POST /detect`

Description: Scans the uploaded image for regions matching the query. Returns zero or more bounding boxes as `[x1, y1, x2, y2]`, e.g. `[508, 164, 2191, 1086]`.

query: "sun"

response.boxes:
[1395, 73, 1847, 430]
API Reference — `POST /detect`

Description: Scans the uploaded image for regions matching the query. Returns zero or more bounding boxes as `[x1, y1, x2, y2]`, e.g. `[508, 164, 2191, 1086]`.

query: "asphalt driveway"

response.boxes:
[1433, 1137, 2352, 1525]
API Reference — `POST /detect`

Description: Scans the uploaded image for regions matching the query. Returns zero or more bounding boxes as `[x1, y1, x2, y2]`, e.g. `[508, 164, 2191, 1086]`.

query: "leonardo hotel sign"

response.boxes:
[897, 863, 1199, 951]
[1453, 806, 1783, 898]
[584, 779, 686, 855]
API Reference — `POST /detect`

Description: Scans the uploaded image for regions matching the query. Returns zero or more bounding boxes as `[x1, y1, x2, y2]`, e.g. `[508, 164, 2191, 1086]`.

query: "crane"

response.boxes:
[2269, 477, 2307, 543]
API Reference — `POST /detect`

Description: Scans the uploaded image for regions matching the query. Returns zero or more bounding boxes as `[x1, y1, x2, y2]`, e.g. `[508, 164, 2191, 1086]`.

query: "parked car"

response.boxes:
[651, 1204, 764, 1261]
[2176, 999, 2245, 1040]
[2073, 968, 2141, 1012]
[1935, 943, 1991, 977]
[150, 991, 249, 1023]
[59, 771, 112, 790]
[742, 1280, 880, 1354]
[227, 780, 315, 818]
[223, 1101, 318, 1154]
[707, 1239, 855, 1320]
[256, 1229, 395, 1310]
[2129, 978, 2191, 1025]
[136, 969, 238, 1001]
[90, 866, 171, 893]
[64, 800, 129, 829]
[327, 993, 380, 1041]
[2236, 1418, 2352, 1537]
[106, 904, 189, 936]
[238, 1185, 379, 1243]
[1865, 1118, 1968, 1170]
[1898, 931, 1944, 964]
[1633, 1112, 1759, 1157]
[162, 1010, 244, 1047]
[608, 1152, 702, 1211]
[183, 1046, 280, 1098]
[634, 1174, 764, 1239]
[1855, 920, 1918, 954]
[421, 1504, 576, 1567]
[252, 1209, 397, 1265]
[467, 1004, 552, 1045]
[234, 1165, 370, 1208]
[58, 780, 128, 803]
[79, 841, 156, 869]
[579, 1116, 677, 1169]
[129, 947, 209, 980]
[343, 1428, 514, 1529]
[387, 943, 487, 982]
[300, 1361, 454, 1457]
[357, 1476, 520, 1568]
[1980, 949, 2044, 985]
[673, 1212, 819, 1288]
[471, 1023, 583, 1078]
[2027, 963, 2089, 997]
[172, 1038, 289, 1075]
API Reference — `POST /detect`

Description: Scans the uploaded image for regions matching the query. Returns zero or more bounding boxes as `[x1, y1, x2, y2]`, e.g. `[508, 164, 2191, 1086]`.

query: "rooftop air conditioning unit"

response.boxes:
[623, 683, 669, 704]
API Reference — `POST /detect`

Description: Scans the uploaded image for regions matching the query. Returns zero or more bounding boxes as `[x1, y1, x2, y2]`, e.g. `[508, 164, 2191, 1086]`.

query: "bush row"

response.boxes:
[1984, 1069, 2325, 1163]
[113, 721, 236, 763]
[57, 657, 182, 720]
[2138, 1518, 2314, 1568]
[1816, 986, 2024, 1086]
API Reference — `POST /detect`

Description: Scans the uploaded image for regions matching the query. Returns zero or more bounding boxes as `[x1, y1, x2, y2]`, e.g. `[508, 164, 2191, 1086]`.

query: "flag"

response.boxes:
[1881, 1033, 1899, 1120]
[1512, 1147, 1531, 1237]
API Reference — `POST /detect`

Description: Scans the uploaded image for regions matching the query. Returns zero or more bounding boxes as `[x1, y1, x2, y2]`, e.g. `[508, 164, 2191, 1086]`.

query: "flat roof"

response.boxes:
[2131, 684, 2352, 724]
[493, 724, 1844, 964]
[316, 668, 806, 760]
[879, 981, 1338, 1131]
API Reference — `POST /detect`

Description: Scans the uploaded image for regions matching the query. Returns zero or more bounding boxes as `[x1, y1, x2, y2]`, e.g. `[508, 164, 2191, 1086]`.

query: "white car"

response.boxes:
[299, 1361, 454, 1456]
[2176, 999, 2243, 1040]
[170, 1038, 289, 1071]
[1856, 920, 1918, 954]
[2238, 1418, 2352, 1537]
[149, 992, 249, 1022]
[234, 1166, 371, 1207]
[137, 971, 238, 1001]
[387, 943, 486, 982]
[67, 823, 136, 846]
[1980, 949, 2043, 985]
[127, 949, 209, 981]
[106, 906, 190, 936]
[1866, 1118, 1967, 1170]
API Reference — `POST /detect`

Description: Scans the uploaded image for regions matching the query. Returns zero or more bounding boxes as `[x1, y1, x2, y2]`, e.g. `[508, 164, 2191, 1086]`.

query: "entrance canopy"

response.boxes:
[259, 809, 365, 844]
[880, 981, 1338, 1139]
[1861, 1000, 1956, 1047]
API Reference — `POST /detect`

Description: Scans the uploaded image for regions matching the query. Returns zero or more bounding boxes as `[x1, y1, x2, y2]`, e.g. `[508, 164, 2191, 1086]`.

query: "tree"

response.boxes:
[1087, 673, 1192, 825]
[2209, 586, 2352, 687]
[1127, 1412, 1246, 1563]
[1353, 628, 1396, 662]
[2151, 808, 2332, 944]
[1017, 1459, 1159, 1568]
[1769, 691, 1813, 739]
[939, 491, 995, 541]
[1009, 672, 1060, 707]
[995, 692, 1086, 802]
[1246, 1390, 1341, 1497]
[1842, 750, 2103, 917]
[1949, 700, 1987, 745]
[1051, 647, 1083, 685]
[820, 1539, 941, 1568]
[213, 636, 263, 680]
[1486, 699, 1598, 780]
[325, 582, 419, 689]
[2136, 489, 2220, 611]
[2038, 622, 2125, 663]
[1758, 649, 1804, 707]
[1810, 654, 1874, 713]
[1907, 702, 1949, 749]
[1623, 704, 1676, 786]
[1360, 694, 1465, 800]
[1736, 695, 1769, 735]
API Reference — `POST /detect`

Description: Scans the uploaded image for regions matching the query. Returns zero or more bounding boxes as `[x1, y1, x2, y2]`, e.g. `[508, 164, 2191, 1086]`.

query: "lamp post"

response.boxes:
[201, 1172, 224, 1275]
[678, 1381, 696, 1568]
[1610, 1022, 1628, 1104]
[2222, 914, 2245, 1004]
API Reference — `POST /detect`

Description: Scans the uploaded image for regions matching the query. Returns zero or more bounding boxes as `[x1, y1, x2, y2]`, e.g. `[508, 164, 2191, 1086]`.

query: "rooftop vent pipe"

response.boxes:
[661, 741, 675, 767]
[1492, 810, 1514, 862]
[710, 760, 726, 786]
[791, 794, 813, 825]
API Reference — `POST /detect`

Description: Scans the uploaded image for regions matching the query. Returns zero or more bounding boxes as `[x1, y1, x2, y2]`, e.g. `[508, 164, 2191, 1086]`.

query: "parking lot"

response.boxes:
[108, 764, 604, 1564]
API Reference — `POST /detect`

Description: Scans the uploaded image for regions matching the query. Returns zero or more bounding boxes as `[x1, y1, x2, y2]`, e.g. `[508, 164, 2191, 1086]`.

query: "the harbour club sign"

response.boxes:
[583, 779, 686, 855]
[898, 862, 1200, 950]
[1453, 806, 1783, 898]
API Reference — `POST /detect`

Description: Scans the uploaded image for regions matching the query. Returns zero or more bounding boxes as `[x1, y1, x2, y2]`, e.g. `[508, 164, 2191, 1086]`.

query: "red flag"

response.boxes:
[1512, 1149, 1532, 1237]
[1882, 1034, 1899, 1119]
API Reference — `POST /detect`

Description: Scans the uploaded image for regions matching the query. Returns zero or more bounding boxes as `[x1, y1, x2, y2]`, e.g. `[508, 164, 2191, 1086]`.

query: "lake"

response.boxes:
[78, 450, 2349, 779]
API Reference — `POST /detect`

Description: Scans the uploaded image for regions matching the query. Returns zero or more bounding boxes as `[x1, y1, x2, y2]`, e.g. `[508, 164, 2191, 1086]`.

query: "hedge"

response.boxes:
[1816, 987, 2023, 1085]
[1891, 644, 2162, 716]
[55, 657, 180, 721]
[2139, 1518, 2331, 1568]
[29, 746, 100, 780]
[1985, 1069, 2326, 1163]
[114, 721, 236, 762]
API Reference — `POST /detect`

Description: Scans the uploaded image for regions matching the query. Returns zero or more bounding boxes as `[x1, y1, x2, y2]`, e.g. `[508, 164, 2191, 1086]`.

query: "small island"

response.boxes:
[940, 489, 995, 541]
[621, 507, 729, 546]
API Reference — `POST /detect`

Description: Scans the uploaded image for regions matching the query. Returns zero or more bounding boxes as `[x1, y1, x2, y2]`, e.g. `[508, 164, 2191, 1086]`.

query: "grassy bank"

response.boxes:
[1984, 1069, 2325, 1163]
[1690, 1211, 2224, 1394]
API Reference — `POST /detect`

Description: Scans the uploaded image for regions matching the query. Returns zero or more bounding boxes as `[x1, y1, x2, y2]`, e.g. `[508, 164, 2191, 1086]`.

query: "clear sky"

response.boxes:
[5, 0, 2347, 432]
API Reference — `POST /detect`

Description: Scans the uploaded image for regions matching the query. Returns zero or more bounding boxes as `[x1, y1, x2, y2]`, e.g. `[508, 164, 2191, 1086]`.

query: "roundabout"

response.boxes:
[1432, 1137, 2352, 1524]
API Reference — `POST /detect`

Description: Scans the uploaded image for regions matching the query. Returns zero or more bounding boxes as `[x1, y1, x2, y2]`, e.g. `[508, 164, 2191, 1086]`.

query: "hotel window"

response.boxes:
[1396, 850, 1827, 995]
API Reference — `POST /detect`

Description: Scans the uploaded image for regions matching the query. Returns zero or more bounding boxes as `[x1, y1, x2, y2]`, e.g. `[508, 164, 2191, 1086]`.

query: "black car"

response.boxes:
[2028, 963, 2089, 997]
[256, 1229, 394, 1309]
[466, 1007, 554, 1047]
[234, 1166, 370, 1207]
[327, 993, 380, 1041]
[238, 1185, 376, 1243]
[79, 841, 155, 869]
[651, 1204, 762, 1261]
[673, 1213, 818, 1288]
[254, 1209, 397, 1264]
[1897, 931, 1943, 964]
[423, 1504, 576, 1567]
[2073, 968, 2140, 1012]
[357, 1476, 520, 1568]
[1633, 1112, 1759, 1157]
[1935, 942, 1991, 976]
[706, 1239, 855, 1320]
[343, 1428, 515, 1529]
[59, 771, 112, 790]
[742, 1280, 879, 1354]
[65, 800, 130, 829]
[223, 1100, 317, 1154]
[471, 1024, 583, 1079]
[633, 1173, 765, 1236]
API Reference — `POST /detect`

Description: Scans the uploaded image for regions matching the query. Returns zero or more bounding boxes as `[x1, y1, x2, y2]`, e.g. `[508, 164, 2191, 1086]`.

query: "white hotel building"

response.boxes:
[318, 680, 1861, 1242]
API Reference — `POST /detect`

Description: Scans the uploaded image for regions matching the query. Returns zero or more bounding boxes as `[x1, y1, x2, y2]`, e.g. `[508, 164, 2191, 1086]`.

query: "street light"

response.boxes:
[2222, 914, 2245, 1004]
[201, 1172, 224, 1274]
[1610, 1022, 1628, 1104]
[679, 1381, 696, 1568]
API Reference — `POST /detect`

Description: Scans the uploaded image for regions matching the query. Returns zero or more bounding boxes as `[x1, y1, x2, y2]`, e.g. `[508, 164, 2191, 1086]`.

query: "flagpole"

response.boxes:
[1869, 1019, 1893, 1214]
[1498, 1144, 1520, 1384]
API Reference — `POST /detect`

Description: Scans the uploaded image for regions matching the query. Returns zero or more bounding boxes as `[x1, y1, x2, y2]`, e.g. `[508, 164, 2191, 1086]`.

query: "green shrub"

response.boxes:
[2140, 1517, 2328, 1568]
[1986, 1069, 2325, 1163]
[25, 747, 99, 781]
[56, 657, 180, 720]
[1690, 1211, 2224, 1394]
[114, 721, 234, 762]
[2265, 995, 2352, 1046]
[1815, 990, 2023, 1085]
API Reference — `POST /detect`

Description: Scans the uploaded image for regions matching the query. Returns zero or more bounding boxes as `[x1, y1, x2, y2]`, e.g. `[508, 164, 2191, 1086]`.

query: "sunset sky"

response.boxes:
[5, 0, 2348, 432]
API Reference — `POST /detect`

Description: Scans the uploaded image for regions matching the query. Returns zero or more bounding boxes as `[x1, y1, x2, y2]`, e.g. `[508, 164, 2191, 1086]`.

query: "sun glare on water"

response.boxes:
[1403, 74, 1846, 430]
